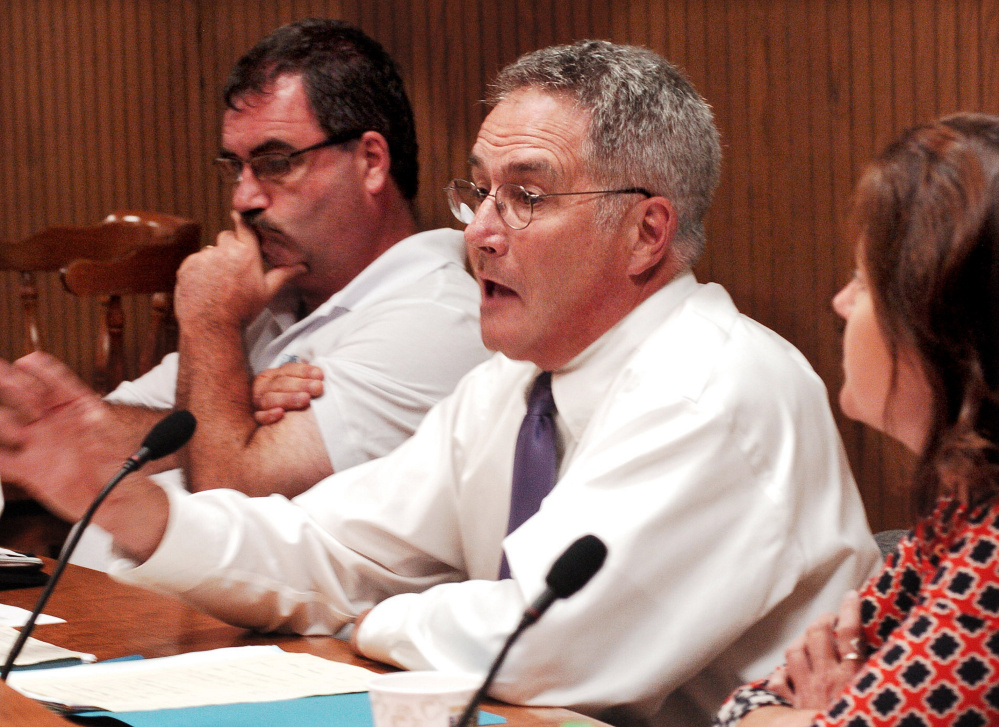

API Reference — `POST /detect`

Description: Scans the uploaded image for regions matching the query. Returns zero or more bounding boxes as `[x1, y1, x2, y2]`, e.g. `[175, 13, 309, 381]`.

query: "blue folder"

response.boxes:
[75, 691, 506, 727]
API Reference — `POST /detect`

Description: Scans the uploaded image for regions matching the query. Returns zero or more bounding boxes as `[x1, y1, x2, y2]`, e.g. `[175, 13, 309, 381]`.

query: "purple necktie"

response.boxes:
[499, 371, 558, 579]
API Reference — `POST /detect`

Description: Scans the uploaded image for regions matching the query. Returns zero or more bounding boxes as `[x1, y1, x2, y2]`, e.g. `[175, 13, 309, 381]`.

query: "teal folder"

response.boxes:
[75, 691, 506, 727]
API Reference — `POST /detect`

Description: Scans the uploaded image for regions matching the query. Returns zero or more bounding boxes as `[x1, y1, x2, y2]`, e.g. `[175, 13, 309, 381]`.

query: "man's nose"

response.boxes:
[464, 197, 509, 256]
[231, 166, 270, 213]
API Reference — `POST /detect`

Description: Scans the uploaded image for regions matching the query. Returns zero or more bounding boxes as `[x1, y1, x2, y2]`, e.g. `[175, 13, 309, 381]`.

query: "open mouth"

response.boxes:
[484, 280, 516, 298]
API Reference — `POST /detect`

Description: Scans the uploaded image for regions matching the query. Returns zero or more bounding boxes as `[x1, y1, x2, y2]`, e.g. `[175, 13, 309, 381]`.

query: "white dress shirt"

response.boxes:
[115, 273, 879, 727]
[73, 228, 488, 571]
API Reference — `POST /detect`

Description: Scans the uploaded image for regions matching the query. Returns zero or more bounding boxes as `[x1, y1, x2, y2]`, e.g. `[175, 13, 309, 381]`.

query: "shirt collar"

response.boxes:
[266, 229, 466, 336]
[550, 271, 699, 441]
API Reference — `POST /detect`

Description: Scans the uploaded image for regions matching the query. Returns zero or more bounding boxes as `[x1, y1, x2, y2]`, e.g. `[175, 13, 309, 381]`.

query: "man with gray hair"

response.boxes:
[4, 41, 878, 726]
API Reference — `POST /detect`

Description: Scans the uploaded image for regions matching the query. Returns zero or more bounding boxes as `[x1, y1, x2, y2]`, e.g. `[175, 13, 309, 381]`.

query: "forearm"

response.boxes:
[116, 480, 388, 632]
[175, 321, 258, 492]
[104, 403, 176, 473]
[174, 316, 333, 496]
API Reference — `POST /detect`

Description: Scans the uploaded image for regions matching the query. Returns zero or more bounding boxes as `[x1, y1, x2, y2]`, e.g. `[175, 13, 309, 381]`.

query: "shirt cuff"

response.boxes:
[109, 483, 235, 593]
[713, 684, 790, 727]
[354, 592, 429, 671]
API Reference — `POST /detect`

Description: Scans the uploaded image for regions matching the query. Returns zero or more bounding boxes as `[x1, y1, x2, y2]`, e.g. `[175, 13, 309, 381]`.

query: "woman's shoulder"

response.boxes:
[917, 495, 999, 555]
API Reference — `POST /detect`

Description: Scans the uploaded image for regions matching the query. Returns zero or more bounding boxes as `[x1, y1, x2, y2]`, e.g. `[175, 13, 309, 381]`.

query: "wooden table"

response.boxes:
[0, 562, 603, 726]
[1, 681, 67, 726]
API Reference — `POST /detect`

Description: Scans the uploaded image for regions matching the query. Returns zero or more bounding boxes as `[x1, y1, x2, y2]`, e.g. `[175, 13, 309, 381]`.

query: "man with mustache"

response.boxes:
[0, 19, 488, 568]
[0, 40, 878, 726]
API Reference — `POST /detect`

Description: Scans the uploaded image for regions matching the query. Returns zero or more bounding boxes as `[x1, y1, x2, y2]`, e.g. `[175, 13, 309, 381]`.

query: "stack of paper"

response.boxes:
[7, 645, 376, 713]
[0, 625, 95, 668]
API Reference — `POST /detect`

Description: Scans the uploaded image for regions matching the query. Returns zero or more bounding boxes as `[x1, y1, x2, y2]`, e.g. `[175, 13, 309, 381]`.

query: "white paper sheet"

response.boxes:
[7, 645, 379, 712]
[0, 625, 95, 667]
[0, 604, 64, 627]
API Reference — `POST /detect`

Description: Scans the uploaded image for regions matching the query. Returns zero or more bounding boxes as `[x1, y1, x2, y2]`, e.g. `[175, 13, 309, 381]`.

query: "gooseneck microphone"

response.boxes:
[454, 535, 608, 727]
[127, 410, 197, 468]
[0, 410, 196, 680]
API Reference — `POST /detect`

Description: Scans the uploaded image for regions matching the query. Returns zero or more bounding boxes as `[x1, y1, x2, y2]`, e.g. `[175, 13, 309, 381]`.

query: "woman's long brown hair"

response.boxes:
[851, 113, 999, 514]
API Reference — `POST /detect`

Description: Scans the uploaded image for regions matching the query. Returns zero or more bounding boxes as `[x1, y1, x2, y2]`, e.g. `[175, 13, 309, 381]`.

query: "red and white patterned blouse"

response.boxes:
[715, 496, 999, 727]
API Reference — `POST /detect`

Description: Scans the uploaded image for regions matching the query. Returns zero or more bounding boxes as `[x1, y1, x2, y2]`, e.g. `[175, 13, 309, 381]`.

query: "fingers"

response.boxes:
[251, 364, 324, 413]
[252, 366, 324, 396]
[230, 210, 259, 246]
[16, 351, 96, 408]
[255, 390, 313, 413]
[784, 612, 837, 707]
[203, 212, 260, 261]
[262, 262, 307, 300]
[0, 408, 30, 449]
[231, 209, 252, 238]
[803, 612, 840, 667]
[784, 632, 811, 687]
[230, 212, 305, 299]
[213, 228, 248, 257]
[0, 359, 118, 516]
[782, 600, 868, 712]
[0, 352, 94, 424]
[254, 408, 286, 426]
[177, 215, 281, 326]
[835, 590, 863, 659]
[835, 590, 866, 682]
[766, 665, 795, 702]
[267, 362, 324, 381]
[0, 357, 49, 423]
[350, 609, 372, 655]
[0, 353, 101, 459]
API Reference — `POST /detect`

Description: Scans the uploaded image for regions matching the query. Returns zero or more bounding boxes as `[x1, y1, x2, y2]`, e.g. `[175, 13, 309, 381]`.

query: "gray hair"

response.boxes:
[488, 40, 722, 267]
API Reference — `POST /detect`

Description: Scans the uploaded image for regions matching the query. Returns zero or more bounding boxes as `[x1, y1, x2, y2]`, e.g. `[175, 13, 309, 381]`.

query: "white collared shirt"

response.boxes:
[106, 228, 489, 472]
[118, 273, 879, 727]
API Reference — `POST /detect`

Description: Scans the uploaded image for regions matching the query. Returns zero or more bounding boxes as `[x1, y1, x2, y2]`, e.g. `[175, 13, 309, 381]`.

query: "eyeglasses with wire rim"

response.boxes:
[444, 179, 654, 230]
[213, 129, 366, 184]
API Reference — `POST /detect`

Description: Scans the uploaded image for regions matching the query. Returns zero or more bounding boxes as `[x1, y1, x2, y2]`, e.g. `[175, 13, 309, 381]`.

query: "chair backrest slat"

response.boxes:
[0, 210, 200, 393]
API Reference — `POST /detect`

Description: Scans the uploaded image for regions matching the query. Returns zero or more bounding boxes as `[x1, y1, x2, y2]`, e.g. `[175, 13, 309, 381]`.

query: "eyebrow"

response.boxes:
[467, 154, 558, 185]
[218, 138, 298, 159]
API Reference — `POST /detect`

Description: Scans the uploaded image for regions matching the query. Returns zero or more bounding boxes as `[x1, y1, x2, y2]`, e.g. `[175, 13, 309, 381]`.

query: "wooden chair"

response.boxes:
[0, 210, 200, 393]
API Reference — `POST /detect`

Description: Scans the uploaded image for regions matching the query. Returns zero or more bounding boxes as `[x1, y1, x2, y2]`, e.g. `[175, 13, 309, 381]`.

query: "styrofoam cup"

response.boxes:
[368, 671, 481, 727]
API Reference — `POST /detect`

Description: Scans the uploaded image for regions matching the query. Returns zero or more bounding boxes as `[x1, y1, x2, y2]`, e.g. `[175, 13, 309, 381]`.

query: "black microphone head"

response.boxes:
[141, 410, 197, 461]
[545, 534, 607, 599]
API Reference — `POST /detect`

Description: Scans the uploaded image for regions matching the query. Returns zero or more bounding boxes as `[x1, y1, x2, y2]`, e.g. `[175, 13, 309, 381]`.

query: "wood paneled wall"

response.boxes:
[2, 0, 996, 530]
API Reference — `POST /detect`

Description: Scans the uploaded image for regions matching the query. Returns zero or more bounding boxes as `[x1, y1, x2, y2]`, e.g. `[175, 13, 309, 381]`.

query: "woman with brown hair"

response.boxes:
[716, 113, 999, 726]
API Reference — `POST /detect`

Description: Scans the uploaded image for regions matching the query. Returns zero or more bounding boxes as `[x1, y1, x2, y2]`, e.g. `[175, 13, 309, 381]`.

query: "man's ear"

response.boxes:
[355, 131, 392, 195]
[628, 197, 677, 277]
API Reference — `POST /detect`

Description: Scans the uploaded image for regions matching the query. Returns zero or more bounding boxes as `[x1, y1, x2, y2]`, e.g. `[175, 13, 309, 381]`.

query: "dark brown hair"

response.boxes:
[224, 18, 418, 200]
[852, 113, 999, 513]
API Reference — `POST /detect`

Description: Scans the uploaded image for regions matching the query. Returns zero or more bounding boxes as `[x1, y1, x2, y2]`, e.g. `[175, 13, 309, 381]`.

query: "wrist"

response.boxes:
[738, 706, 818, 727]
[177, 309, 247, 336]
[97, 476, 170, 563]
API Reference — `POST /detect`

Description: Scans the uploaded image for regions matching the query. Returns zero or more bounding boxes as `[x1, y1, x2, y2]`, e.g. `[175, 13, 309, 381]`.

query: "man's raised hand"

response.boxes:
[174, 212, 307, 329]
[0, 353, 125, 521]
